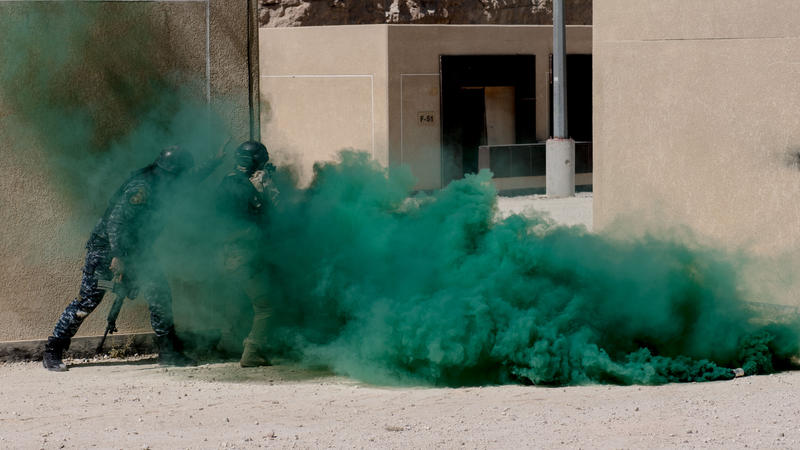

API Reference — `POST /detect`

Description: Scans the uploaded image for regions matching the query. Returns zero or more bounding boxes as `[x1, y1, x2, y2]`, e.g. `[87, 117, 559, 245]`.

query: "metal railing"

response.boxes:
[478, 141, 592, 178]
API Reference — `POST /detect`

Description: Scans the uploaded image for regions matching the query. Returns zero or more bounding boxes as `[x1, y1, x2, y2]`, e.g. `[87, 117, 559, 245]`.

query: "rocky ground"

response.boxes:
[2, 358, 800, 449]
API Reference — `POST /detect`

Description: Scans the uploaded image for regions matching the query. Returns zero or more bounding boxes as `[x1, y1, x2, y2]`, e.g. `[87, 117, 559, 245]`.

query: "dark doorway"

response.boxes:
[454, 88, 487, 175]
[440, 55, 536, 186]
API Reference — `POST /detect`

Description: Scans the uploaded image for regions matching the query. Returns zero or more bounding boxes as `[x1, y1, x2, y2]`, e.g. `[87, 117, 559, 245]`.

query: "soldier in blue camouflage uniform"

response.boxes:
[43, 146, 223, 371]
[216, 141, 275, 367]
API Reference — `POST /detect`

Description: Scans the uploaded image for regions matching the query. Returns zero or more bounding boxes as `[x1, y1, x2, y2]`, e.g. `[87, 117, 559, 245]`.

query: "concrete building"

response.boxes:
[593, 1, 800, 256]
[259, 24, 593, 192]
[0, 0, 254, 344]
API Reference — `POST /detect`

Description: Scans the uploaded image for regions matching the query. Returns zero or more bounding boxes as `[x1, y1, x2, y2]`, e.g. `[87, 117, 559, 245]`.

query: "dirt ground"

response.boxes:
[496, 193, 593, 231]
[7, 193, 798, 449]
[2, 357, 800, 449]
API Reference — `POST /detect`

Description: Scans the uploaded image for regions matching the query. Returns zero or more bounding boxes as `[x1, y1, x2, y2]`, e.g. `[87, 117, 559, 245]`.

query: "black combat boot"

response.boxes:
[42, 337, 69, 372]
[240, 342, 271, 368]
[156, 333, 196, 367]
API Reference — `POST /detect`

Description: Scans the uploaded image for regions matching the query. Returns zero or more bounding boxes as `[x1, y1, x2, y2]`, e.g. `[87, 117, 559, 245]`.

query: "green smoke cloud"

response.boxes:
[2, 4, 799, 387]
[256, 153, 800, 385]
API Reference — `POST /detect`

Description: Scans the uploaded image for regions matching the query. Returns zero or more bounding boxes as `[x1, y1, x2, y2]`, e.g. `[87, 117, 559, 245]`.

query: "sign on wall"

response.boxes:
[418, 111, 436, 126]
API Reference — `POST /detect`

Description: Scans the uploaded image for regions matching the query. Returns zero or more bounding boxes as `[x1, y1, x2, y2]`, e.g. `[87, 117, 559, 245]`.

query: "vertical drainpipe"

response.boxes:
[545, 0, 575, 197]
[552, 0, 567, 139]
[247, 0, 261, 141]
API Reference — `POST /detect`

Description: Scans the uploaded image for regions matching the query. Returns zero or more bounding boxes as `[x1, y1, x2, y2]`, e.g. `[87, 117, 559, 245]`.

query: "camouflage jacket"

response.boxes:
[91, 169, 160, 259]
[92, 157, 222, 258]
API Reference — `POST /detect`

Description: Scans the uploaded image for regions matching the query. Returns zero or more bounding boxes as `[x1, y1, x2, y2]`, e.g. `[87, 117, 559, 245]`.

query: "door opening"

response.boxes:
[440, 55, 535, 186]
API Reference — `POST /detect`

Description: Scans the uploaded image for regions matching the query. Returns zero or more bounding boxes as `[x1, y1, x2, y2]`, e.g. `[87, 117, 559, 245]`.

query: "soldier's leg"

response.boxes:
[240, 268, 272, 367]
[45, 244, 111, 371]
[216, 245, 251, 357]
[139, 271, 174, 339]
[214, 280, 250, 358]
[139, 269, 195, 366]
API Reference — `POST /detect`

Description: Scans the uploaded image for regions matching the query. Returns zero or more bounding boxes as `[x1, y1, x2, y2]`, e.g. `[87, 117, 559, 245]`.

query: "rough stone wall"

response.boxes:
[259, 0, 592, 27]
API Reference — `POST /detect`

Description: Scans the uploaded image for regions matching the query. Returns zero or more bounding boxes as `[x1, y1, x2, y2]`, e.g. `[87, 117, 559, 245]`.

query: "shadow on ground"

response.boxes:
[172, 360, 342, 385]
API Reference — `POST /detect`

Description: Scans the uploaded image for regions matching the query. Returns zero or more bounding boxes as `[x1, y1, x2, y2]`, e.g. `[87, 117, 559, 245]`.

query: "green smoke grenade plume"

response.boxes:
[3, 4, 799, 387]
[255, 152, 800, 386]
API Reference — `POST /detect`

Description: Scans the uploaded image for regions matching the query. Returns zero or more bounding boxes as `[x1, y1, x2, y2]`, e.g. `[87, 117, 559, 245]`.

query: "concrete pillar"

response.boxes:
[546, 138, 575, 197]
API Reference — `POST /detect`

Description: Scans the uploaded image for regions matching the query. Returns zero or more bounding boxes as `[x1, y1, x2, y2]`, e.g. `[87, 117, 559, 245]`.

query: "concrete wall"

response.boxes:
[593, 1, 800, 255]
[387, 25, 592, 190]
[0, 0, 252, 342]
[259, 25, 389, 184]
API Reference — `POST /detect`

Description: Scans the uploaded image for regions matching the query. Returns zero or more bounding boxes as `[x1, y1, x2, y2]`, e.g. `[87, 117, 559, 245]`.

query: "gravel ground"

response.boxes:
[2, 359, 800, 449]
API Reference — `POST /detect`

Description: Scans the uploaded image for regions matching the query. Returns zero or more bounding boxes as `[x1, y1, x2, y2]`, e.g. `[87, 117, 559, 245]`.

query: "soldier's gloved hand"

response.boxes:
[110, 257, 125, 282]
[250, 170, 266, 192]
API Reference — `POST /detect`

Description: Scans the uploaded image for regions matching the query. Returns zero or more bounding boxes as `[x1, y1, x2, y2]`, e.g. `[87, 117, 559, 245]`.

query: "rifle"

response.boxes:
[94, 278, 134, 354]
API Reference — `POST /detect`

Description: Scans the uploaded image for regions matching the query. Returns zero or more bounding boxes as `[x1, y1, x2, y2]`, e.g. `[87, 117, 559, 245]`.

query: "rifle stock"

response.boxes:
[94, 280, 128, 354]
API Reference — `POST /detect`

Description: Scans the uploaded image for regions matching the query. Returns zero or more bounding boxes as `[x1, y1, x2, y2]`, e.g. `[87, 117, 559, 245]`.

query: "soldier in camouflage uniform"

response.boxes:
[216, 141, 275, 367]
[43, 146, 223, 371]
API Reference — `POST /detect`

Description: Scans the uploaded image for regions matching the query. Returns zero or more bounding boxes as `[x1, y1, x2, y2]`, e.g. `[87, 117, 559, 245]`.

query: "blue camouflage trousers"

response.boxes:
[51, 235, 176, 347]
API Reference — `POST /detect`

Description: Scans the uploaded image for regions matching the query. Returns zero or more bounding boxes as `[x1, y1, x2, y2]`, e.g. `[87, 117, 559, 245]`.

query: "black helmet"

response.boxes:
[235, 141, 269, 174]
[155, 146, 195, 174]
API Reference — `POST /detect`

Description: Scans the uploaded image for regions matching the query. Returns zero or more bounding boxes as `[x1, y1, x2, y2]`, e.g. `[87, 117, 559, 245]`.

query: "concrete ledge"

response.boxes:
[0, 332, 156, 362]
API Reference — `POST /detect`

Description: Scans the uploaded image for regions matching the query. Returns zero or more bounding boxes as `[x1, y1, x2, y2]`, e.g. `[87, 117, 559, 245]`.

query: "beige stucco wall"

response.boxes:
[0, 0, 252, 342]
[594, 1, 800, 255]
[258, 25, 389, 184]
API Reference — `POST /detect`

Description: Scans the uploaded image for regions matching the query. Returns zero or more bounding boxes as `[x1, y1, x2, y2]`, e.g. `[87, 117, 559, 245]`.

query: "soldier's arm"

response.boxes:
[190, 137, 233, 182]
[190, 155, 224, 182]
